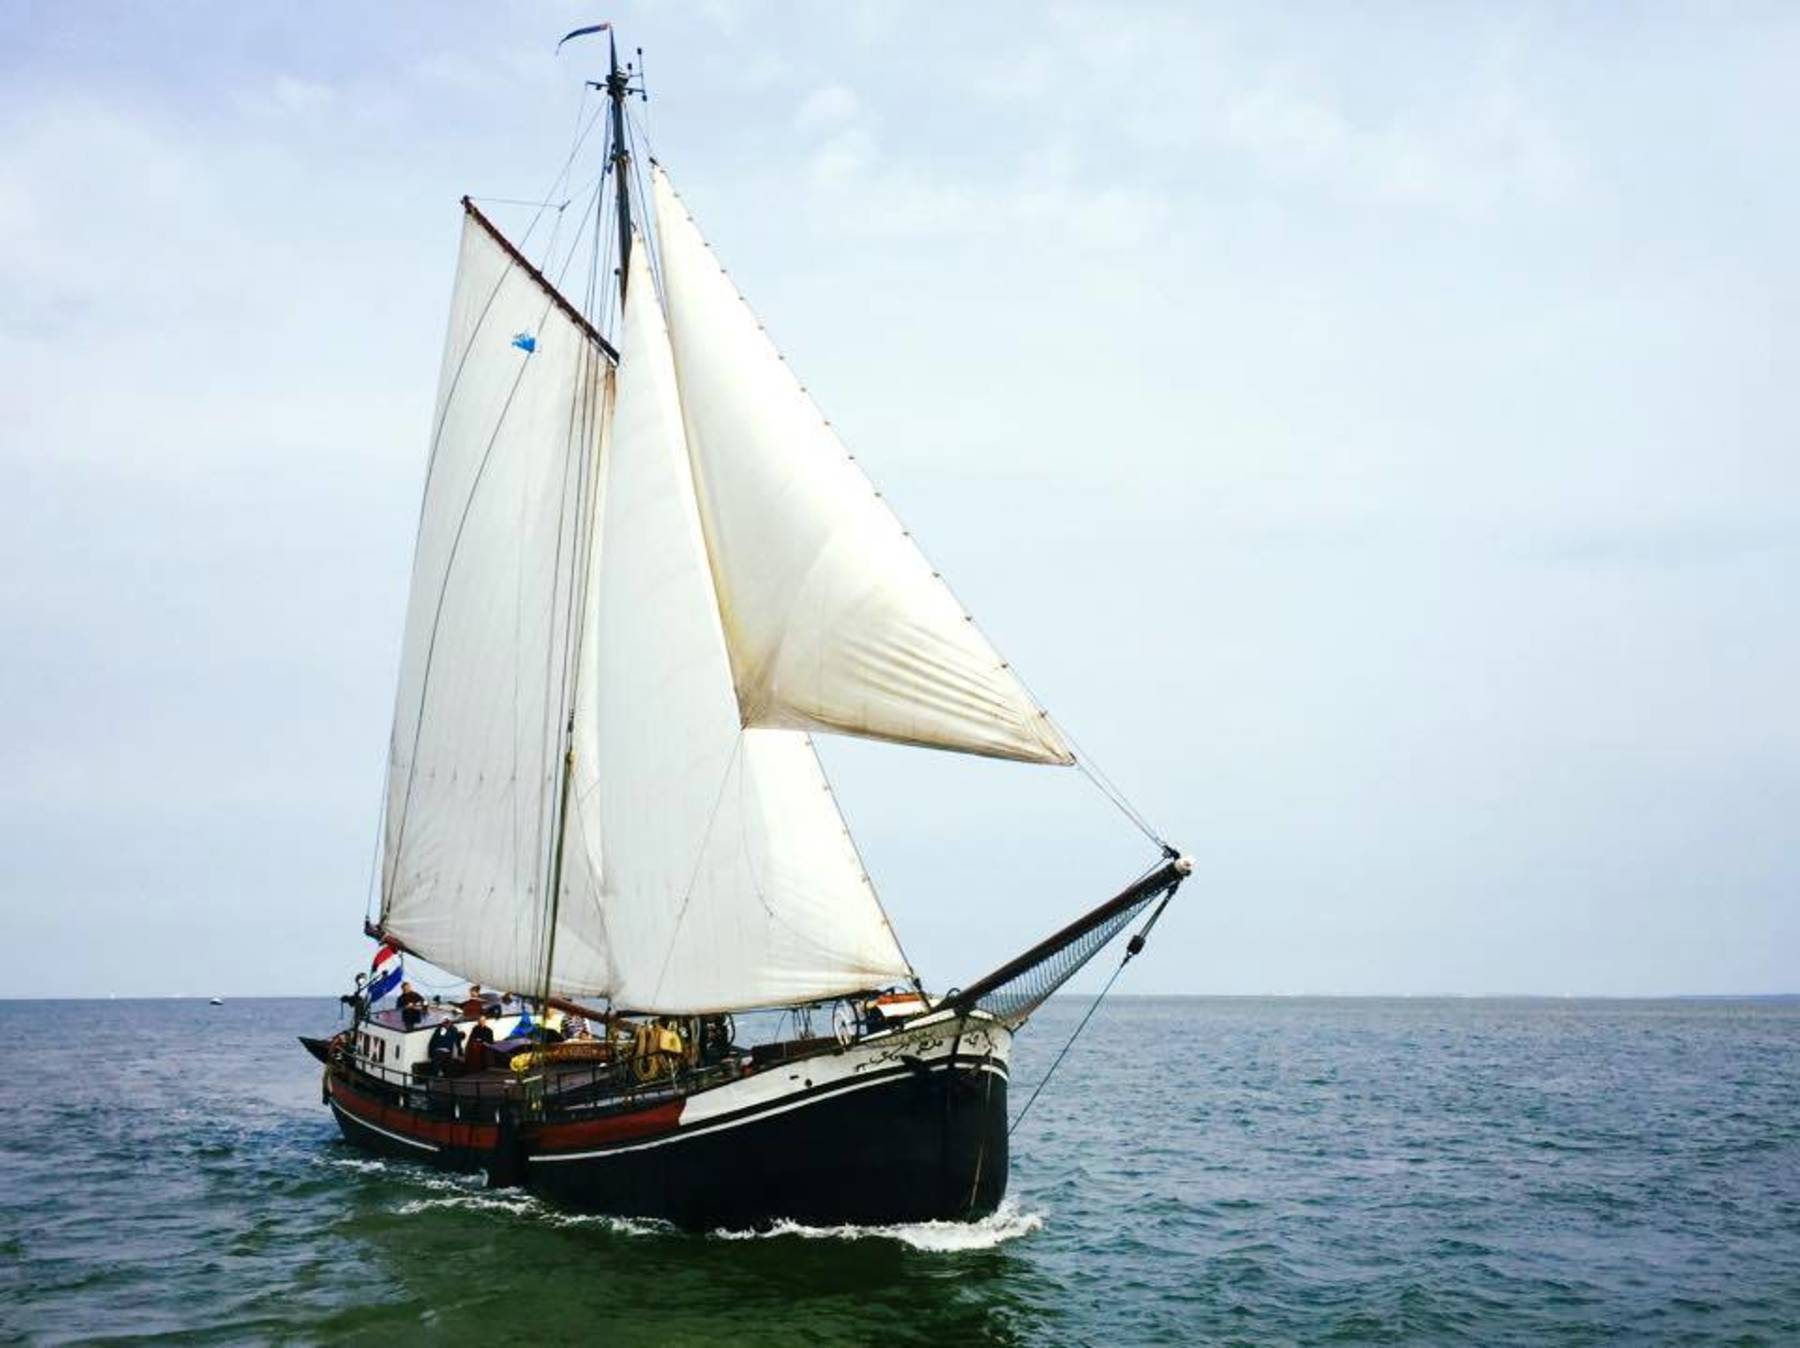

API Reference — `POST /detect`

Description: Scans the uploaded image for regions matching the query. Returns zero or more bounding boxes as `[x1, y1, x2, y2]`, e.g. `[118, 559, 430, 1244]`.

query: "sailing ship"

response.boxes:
[305, 31, 1190, 1229]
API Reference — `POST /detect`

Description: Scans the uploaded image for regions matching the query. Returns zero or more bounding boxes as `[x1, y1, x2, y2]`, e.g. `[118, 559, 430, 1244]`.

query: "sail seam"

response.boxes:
[645, 732, 745, 1008]
[806, 736, 920, 985]
[384, 324, 540, 903]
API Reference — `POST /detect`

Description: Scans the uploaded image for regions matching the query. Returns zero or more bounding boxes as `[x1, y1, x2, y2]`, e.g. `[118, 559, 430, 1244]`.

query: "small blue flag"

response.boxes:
[512, 332, 537, 353]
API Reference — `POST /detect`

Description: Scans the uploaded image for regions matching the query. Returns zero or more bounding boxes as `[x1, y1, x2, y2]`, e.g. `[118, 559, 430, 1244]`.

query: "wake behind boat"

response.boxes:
[307, 29, 1189, 1230]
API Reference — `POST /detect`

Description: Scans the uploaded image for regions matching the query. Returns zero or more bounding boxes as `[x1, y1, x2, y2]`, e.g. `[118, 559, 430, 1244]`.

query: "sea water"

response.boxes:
[2, 996, 1796, 1344]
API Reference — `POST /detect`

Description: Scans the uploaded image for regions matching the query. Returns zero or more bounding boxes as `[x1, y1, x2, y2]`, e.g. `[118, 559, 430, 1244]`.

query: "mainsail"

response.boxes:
[381, 208, 607, 997]
[381, 172, 1075, 1011]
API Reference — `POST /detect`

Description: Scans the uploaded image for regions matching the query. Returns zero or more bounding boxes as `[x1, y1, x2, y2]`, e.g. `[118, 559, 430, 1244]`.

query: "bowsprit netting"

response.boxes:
[944, 857, 1189, 1025]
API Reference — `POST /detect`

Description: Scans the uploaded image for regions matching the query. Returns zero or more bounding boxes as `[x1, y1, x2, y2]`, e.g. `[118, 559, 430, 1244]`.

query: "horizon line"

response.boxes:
[4, 991, 1797, 1004]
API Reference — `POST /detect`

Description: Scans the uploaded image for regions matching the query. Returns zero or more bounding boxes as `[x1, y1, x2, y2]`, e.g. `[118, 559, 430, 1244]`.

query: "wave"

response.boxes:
[337, 1149, 1041, 1248]
[385, 1173, 674, 1237]
[318, 1156, 395, 1175]
[393, 1193, 533, 1218]
[709, 1199, 1044, 1252]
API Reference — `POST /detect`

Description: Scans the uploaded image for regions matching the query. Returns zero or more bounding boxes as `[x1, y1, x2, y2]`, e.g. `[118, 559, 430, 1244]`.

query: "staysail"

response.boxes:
[650, 166, 1074, 766]
[568, 240, 910, 1011]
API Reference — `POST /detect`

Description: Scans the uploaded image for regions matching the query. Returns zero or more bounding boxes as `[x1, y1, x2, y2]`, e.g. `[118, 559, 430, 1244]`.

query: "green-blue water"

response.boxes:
[2, 997, 1797, 1344]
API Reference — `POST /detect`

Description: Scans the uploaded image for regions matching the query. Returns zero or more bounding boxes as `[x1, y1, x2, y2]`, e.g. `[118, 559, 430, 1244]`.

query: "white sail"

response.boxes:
[650, 166, 1074, 766]
[380, 208, 610, 995]
[568, 241, 911, 1011]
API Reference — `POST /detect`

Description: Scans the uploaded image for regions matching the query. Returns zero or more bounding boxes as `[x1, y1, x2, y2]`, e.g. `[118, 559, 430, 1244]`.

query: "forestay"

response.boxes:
[650, 166, 1074, 766]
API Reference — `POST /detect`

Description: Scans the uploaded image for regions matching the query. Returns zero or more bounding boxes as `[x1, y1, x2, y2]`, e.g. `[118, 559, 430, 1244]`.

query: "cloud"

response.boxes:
[963, 8, 1579, 215]
[795, 84, 859, 132]
[802, 153, 1169, 246]
[0, 101, 222, 336]
[270, 73, 335, 115]
[1219, 72, 1576, 211]
[971, 45, 1058, 102]
[792, 93, 1166, 245]
[1532, 521, 1796, 569]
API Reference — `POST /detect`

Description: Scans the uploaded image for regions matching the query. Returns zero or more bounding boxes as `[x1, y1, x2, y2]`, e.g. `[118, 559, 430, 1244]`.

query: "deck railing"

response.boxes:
[331, 1040, 747, 1125]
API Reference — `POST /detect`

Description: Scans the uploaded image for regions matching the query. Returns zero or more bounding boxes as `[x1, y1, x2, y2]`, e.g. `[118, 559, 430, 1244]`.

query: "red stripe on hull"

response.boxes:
[528, 1099, 684, 1155]
[328, 1075, 500, 1151]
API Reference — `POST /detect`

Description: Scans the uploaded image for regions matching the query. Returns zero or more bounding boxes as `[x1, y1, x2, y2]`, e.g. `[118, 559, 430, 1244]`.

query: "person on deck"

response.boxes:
[464, 1010, 497, 1071]
[540, 1005, 567, 1042]
[396, 982, 427, 1028]
[460, 985, 485, 1018]
[427, 1018, 462, 1074]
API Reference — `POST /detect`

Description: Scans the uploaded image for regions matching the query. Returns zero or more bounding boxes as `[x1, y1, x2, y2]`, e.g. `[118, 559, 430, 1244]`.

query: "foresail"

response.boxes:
[649, 166, 1074, 766]
[566, 241, 911, 1012]
[380, 206, 610, 995]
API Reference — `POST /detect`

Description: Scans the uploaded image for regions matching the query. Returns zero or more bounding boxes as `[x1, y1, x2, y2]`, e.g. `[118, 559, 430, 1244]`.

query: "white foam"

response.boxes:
[319, 1156, 392, 1175]
[709, 1199, 1044, 1252]
[354, 1155, 1039, 1248]
[538, 1210, 673, 1237]
[387, 1179, 672, 1237]
[394, 1193, 533, 1217]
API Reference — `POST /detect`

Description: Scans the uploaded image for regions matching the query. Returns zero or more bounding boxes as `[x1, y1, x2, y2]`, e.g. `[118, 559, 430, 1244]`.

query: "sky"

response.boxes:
[2, 2, 1795, 999]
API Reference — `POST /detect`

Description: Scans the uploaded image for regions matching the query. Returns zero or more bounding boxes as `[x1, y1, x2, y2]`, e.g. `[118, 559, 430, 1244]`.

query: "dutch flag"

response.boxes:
[367, 942, 403, 1004]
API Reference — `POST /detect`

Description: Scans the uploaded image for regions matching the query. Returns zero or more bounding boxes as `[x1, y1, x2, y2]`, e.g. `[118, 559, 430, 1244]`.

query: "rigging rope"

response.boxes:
[1006, 886, 1177, 1136]
[361, 756, 390, 926]
[1068, 737, 1167, 850]
[468, 195, 575, 209]
[642, 139, 1166, 857]
[626, 108, 662, 297]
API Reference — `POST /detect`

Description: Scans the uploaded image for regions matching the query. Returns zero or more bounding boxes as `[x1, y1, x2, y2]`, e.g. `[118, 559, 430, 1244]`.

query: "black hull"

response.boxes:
[328, 1056, 1009, 1230]
[530, 1061, 1009, 1229]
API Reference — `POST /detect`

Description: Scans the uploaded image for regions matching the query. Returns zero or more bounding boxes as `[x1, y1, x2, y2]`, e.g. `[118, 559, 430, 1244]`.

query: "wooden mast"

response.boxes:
[536, 28, 637, 1010]
[605, 32, 634, 301]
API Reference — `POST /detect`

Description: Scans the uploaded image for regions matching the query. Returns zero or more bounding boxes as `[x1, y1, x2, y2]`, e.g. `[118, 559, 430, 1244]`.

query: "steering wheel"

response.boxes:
[831, 1000, 858, 1046]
